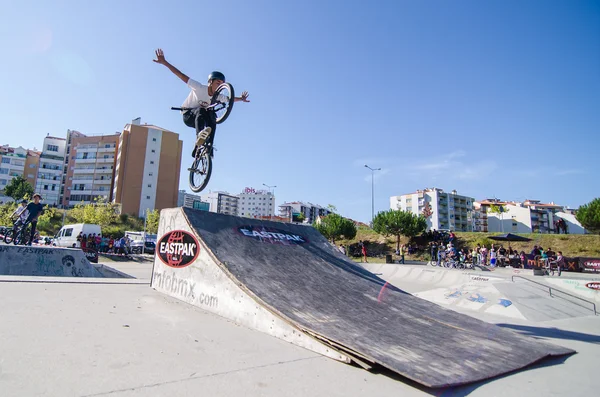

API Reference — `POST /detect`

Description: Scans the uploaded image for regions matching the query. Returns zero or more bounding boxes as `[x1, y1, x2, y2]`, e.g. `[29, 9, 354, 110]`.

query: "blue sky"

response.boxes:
[1, 0, 598, 222]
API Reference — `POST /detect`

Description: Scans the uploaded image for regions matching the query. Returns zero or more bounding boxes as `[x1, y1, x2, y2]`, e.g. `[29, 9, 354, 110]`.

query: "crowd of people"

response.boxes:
[429, 241, 566, 273]
[77, 232, 133, 255]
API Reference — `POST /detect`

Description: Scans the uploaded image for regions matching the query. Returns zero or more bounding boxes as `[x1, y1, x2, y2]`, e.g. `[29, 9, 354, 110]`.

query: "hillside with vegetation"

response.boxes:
[337, 226, 600, 261]
[0, 200, 159, 238]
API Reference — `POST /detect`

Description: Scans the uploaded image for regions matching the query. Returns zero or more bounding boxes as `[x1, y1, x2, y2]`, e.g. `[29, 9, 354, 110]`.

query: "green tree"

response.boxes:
[145, 209, 160, 234]
[576, 198, 600, 233]
[0, 202, 18, 226]
[372, 209, 427, 251]
[36, 205, 56, 231]
[3, 176, 34, 201]
[313, 213, 357, 244]
[69, 197, 118, 226]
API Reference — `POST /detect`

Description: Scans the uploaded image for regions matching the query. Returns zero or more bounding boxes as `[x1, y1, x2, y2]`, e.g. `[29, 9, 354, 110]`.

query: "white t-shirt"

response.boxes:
[182, 78, 229, 110]
[15, 205, 28, 221]
[182, 79, 213, 109]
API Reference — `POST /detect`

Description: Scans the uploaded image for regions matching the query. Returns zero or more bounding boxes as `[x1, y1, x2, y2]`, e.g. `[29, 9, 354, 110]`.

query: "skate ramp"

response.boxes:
[0, 245, 104, 278]
[151, 208, 574, 389]
[362, 264, 597, 321]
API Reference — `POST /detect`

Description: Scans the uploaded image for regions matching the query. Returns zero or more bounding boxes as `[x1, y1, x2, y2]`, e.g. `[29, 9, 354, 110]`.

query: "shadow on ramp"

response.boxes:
[497, 324, 600, 344]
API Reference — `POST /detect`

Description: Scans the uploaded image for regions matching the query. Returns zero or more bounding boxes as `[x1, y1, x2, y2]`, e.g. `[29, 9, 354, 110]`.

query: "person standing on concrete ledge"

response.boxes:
[24, 194, 45, 246]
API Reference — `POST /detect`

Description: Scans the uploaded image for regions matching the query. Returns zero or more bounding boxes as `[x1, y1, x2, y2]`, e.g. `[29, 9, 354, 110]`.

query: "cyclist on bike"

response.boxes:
[23, 193, 45, 245]
[152, 48, 250, 155]
[10, 199, 29, 234]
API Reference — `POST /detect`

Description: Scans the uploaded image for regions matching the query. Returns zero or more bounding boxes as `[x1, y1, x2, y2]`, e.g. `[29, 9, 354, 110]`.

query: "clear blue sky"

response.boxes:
[1, 0, 598, 222]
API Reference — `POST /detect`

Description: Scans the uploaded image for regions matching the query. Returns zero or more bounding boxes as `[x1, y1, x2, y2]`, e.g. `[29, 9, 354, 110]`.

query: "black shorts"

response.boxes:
[183, 108, 216, 131]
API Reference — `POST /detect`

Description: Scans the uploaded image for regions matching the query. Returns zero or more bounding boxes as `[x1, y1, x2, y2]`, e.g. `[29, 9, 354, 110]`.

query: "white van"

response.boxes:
[54, 224, 102, 248]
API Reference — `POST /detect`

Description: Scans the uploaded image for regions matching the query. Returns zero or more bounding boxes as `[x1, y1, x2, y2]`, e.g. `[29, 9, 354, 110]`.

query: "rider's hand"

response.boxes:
[240, 91, 250, 102]
[153, 49, 167, 65]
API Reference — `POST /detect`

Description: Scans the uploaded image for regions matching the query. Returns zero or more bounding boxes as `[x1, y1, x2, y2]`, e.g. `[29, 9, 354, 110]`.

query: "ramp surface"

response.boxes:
[152, 208, 573, 388]
[0, 245, 103, 278]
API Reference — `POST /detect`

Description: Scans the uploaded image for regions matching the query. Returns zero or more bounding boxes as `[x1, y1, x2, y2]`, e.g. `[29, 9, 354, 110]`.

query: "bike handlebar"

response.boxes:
[171, 102, 222, 112]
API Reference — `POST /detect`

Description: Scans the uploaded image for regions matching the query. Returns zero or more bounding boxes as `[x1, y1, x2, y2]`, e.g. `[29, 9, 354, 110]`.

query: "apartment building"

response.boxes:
[278, 201, 331, 223]
[62, 132, 120, 207]
[390, 188, 474, 232]
[35, 136, 67, 206]
[0, 145, 38, 192]
[112, 118, 183, 217]
[201, 191, 239, 216]
[475, 199, 586, 234]
[237, 187, 275, 218]
[177, 190, 209, 211]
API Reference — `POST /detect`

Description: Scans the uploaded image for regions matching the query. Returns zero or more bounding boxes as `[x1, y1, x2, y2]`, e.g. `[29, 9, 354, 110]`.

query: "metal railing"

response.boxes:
[511, 275, 597, 315]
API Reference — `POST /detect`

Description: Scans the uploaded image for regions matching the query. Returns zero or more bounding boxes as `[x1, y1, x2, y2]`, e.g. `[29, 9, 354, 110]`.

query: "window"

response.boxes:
[152, 138, 156, 142]
[147, 184, 152, 188]
[151, 149, 155, 153]
[149, 172, 153, 176]
[64, 228, 73, 237]
[1, 158, 9, 164]
[0, 169, 7, 174]
[44, 185, 48, 190]
[150, 161, 154, 164]
[29, 164, 36, 168]
[28, 174, 33, 178]
[146, 196, 151, 199]
[47, 144, 59, 152]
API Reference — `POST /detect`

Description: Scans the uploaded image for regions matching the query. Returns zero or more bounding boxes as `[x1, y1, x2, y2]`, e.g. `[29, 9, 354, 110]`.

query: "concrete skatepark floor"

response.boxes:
[1, 255, 598, 396]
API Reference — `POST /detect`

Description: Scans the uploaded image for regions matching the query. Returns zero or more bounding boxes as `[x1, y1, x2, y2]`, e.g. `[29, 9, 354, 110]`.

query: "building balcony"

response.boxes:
[73, 168, 96, 174]
[97, 147, 115, 153]
[95, 168, 113, 174]
[71, 177, 93, 183]
[74, 158, 97, 163]
[97, 157, 115, 163]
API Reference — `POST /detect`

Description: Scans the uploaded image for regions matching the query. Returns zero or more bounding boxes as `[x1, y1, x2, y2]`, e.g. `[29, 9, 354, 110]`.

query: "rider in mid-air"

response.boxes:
[153, 48, 250, 156]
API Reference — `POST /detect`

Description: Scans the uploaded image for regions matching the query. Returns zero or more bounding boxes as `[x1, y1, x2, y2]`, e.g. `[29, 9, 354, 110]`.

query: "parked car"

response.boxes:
[131, 240, 156, 255]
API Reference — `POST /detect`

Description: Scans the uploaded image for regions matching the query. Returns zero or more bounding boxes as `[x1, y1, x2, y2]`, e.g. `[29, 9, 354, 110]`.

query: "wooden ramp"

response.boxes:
[151, 208, 574, 389]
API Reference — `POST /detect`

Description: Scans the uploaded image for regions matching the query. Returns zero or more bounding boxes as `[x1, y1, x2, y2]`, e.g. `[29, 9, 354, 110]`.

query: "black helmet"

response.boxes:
[21, 199, 27, 204]
[207, 71, 226, 82]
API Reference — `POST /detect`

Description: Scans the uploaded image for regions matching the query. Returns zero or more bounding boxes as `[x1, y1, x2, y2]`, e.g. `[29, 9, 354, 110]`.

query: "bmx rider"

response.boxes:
[152, 48, 250, 156]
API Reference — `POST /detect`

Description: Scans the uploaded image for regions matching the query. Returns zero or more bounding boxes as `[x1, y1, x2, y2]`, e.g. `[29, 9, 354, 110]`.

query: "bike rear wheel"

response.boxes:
[14, 226, 31, 246]
[212, 83, 235, 124]
[189, 147, 213, 193]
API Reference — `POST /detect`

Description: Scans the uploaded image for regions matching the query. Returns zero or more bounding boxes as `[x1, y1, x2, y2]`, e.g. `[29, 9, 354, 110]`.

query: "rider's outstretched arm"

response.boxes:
[153, 49, 189, 84]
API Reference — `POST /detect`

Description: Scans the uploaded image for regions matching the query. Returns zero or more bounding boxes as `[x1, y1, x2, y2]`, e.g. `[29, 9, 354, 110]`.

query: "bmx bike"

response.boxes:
[171, 82, 235, 193]
[3, 220, 32, 245]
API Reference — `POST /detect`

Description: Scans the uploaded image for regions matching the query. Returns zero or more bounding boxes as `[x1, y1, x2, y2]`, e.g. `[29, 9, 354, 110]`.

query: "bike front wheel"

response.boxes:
[4, 229, 14, 244]
[212, 83, 235, 124]
[189, 147, 213, 193]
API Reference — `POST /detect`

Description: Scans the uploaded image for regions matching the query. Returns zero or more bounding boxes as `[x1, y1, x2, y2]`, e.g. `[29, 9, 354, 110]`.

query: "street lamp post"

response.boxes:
[262, 183, 277, 220]
[364, 165, 381, 226]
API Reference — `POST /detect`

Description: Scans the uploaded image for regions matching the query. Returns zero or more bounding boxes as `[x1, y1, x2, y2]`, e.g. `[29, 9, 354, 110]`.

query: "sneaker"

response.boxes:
[196, 126, 212, 146]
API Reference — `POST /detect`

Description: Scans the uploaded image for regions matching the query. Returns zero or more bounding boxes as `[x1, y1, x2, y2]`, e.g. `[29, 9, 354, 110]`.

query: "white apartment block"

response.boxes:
[278, 201, 332, 224]
[201, 191, 239, 216]
[390, 188, 474, 232]
[474, 199, 586, 234]
[35, 136, 67, 206]
[237, 187, 275, 218]
[0, 146, 28, 191]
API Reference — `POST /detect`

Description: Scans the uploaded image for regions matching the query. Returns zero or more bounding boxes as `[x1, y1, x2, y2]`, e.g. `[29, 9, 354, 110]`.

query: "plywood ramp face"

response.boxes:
[151, 208, 349, 363]
[151, 207, 574, 389]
